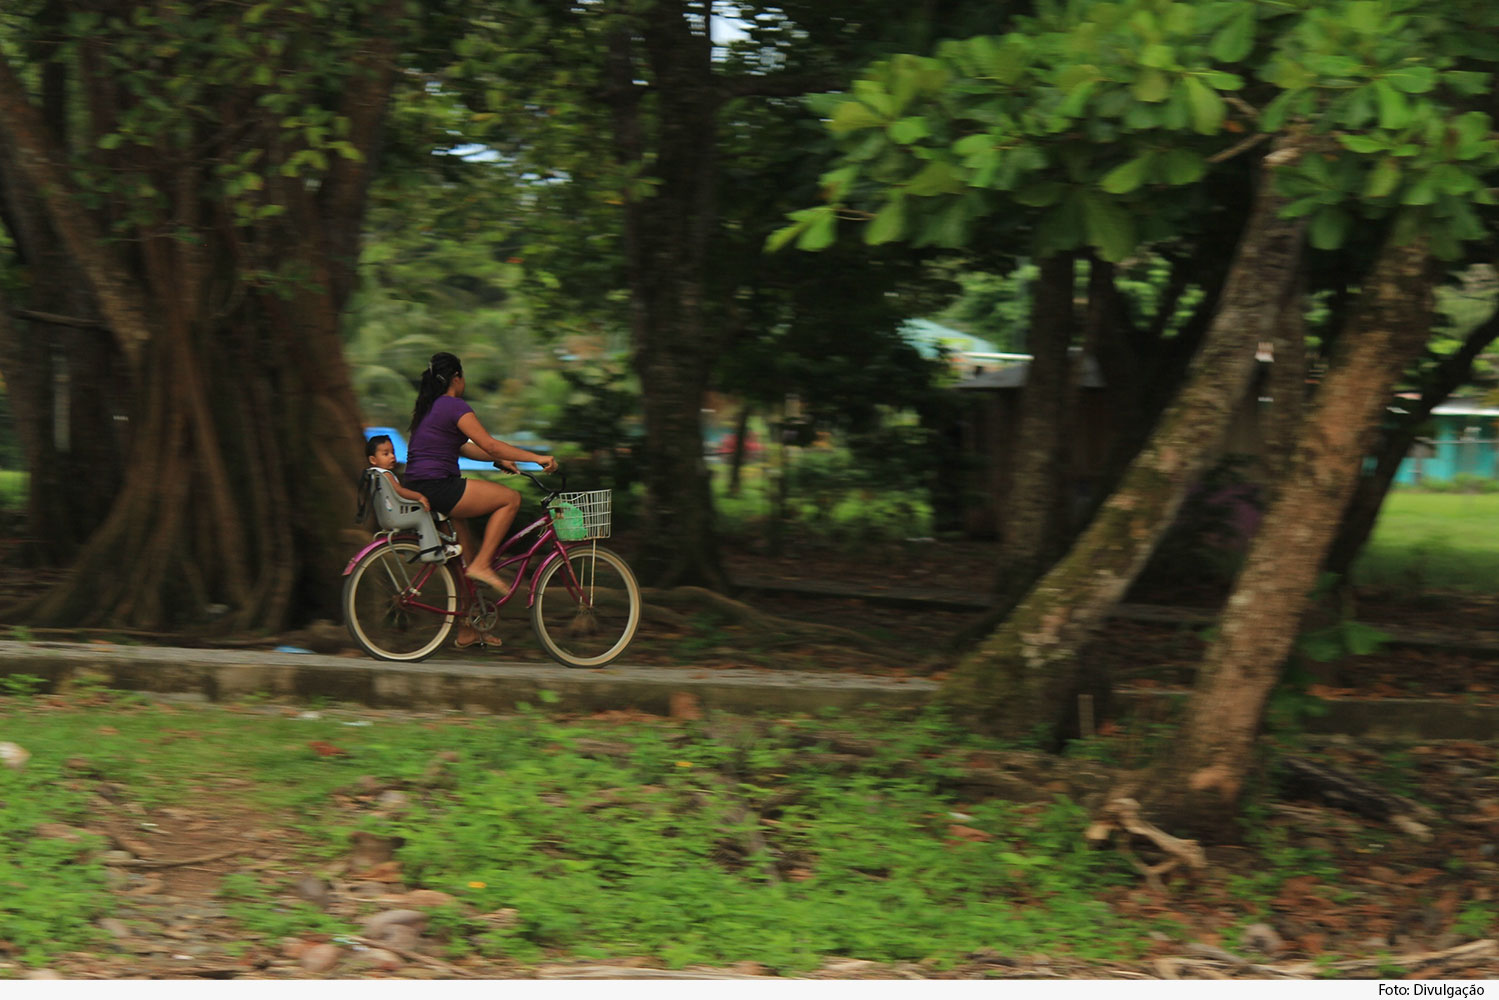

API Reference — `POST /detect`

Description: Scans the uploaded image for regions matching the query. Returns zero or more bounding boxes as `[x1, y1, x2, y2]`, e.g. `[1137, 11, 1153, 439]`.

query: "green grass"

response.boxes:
[0, 692, 1171, 972]
[1353, 491, 1499, 592]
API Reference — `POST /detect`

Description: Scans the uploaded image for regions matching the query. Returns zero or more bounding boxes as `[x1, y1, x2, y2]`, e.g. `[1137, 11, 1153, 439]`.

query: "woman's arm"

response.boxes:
[456, 412, 558, 472]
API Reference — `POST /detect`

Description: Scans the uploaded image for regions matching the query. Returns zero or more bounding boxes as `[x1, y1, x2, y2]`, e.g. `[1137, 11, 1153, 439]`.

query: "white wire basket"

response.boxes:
[549, 489, 612, 541]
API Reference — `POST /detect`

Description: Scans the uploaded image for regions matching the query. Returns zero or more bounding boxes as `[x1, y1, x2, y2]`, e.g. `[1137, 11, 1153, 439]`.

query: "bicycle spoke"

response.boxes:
[531, 546, 639, 668]
[344, 541, 456, 661]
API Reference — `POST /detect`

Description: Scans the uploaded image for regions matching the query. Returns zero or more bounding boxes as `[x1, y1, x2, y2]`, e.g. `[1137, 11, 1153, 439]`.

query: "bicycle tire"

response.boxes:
[343, 539, 457, 661]
[530, 544, 640, 668]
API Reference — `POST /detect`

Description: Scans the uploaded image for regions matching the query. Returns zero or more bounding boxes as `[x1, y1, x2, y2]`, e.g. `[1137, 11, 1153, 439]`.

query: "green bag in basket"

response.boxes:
[549, 500, 586, 541]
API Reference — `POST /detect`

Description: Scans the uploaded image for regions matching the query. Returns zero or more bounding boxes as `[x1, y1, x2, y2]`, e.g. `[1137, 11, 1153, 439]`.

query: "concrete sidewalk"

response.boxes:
[0, 638, 1496, 741]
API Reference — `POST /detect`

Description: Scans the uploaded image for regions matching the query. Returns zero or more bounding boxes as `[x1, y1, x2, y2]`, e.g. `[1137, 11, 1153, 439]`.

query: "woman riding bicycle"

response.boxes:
[402, 352, 557, 642]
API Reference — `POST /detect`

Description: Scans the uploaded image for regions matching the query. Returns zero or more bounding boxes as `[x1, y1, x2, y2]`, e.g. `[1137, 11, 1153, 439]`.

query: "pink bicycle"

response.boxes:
[342, 468, 641, 667]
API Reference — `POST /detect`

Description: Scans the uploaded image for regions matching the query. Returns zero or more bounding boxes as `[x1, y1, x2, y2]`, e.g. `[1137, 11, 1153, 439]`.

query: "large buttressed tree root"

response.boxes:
[0, 1, 409, 631]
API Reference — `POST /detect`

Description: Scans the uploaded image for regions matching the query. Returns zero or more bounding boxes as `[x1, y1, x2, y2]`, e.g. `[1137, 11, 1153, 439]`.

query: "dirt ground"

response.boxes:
[6, 536, 1499, 980]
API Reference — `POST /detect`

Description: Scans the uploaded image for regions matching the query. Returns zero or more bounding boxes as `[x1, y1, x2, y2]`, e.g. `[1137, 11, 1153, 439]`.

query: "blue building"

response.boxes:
[1393, 404, 1499, 485]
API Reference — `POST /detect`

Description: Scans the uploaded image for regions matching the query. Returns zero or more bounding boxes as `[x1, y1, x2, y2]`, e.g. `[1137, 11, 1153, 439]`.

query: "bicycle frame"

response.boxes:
[342, 508, 600, 622]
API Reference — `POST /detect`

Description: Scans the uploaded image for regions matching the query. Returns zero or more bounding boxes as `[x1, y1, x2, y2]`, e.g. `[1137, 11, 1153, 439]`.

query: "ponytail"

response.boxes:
[409, 352, 463, 436]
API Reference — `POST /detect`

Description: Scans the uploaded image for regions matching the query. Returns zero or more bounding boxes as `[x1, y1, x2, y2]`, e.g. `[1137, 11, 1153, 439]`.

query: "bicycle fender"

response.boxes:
[343, 534, 420, 575]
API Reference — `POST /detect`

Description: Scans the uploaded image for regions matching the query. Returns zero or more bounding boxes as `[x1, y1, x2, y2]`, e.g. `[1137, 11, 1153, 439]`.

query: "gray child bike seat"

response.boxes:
[362, 468, 450, 563]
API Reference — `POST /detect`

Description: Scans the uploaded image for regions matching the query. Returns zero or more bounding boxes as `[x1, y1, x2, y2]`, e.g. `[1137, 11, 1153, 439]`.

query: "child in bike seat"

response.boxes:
[365, 435, 461, 562]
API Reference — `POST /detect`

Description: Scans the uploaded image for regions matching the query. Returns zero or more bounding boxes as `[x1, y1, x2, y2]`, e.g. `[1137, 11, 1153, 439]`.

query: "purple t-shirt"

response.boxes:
[405, 396, 474, 480]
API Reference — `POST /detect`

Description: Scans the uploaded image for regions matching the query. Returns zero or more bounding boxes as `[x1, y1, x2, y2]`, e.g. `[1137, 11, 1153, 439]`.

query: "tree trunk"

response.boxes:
[1323, 308, 1499, 578]
[609, 1, 726, 588]
[1151, 236, 1435, 838]
[992, 253, 1075, 614]
[1260, 273, 1307, 484]
[0, 7, 398, 630]
[938, 149, 1307, 740]
[728, 402, 751, 496]
[0, 62, 126, 561]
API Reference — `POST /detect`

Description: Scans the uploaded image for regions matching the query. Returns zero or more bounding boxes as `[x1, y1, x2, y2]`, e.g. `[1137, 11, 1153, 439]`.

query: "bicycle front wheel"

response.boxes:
[343, 540, 457, 661]
[531, 544, 640, 668]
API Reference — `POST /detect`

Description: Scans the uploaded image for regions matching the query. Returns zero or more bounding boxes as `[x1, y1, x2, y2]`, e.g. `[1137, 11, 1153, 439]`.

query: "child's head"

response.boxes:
[366, 434, 397, 471]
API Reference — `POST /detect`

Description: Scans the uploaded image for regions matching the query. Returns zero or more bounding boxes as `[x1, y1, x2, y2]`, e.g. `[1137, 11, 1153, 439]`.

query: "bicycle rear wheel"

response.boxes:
[530, 544, 640, 668]
[344, 539, 457, 661]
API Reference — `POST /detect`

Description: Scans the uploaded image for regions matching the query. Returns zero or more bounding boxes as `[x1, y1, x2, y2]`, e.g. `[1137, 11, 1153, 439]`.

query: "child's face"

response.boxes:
[369, 442, 397, 471]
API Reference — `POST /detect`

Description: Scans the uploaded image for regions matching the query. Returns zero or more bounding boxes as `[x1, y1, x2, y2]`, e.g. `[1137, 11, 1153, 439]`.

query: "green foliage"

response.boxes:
[539, 361, 643, 523]
[779, 0, 1499, 264]
[0, 672, 44, 696]
[0, 748, 110, 964]
[0, 697, 1168, 971]
[776, 0, 1263, 261]
[44, 0, 423, 267]
[217, 873, 354, 940]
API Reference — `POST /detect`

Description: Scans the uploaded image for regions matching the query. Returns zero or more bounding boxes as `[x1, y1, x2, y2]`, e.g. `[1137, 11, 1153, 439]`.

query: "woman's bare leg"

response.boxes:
[451, 479, 522, 593]
[449, 516, 480, 645]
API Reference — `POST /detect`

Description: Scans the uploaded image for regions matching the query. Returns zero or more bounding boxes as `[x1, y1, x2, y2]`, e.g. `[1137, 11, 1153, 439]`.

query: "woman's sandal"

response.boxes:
[454, 629, 501, 651]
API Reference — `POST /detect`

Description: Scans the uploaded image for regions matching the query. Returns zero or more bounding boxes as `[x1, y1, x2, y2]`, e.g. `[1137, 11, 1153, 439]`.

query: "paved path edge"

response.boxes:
[0, 639, 1493, 740]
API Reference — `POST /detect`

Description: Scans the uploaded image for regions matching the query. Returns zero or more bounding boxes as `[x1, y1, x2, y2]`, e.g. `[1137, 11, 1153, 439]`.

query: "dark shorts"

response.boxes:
[402, 476, 467, 516]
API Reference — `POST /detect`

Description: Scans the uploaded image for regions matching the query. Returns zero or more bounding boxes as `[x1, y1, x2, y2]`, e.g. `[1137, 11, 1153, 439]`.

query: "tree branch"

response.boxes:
[0, 49, 149, 370]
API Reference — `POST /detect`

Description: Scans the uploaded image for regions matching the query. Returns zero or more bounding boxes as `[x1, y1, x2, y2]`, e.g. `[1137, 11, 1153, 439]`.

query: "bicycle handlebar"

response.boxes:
[495, 462, 565, 495]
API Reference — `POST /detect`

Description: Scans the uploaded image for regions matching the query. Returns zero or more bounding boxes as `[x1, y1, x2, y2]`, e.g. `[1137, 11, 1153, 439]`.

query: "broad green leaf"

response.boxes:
[1400, 175, 1436, 206]
[865, 197, 905, 245]
[1308, 206, 1350, 250]
[830, 100, 885, 135]
[1140, 44, 1174, 70]
[1373, 81, 1412, 130]
[852, 79, 894, 116]
[1161, 148, 1206, 185]
[818, 166, 858, 200]
[1363, 158, 1401, 199]
[1131, 69, 1170, 103]
[1123, 102, 1162, 129]
[1452, 112, 1496, 159]
[1431, 164, 1479, 196]
[1337, 86, 1377, 129]
[1345, 1, 1381, 34]
[1383, 65, 1436, 94]
[1307, 54, 1365, 79]
[1099, 154, 1153, 194]
[1209, 10, 1254, 63]
[975, 35, 1027, 84]
[1338, 134, 1387, 155]
[1058, 81, 1096, 120]
[764, 220, 805, 253]
[1182, 77, 1226, 134]
[966, 146, 1003, 187]
[888, 116, 930, 144]
[1442, 70, 1491, 97]
[1081, 194, 1136, 262]
[1203, 71, 1244, 92]
[905, 160, 963, 196]
[795, 209, 836, 251]
[1057, 63, 1100, 91]
[1014, 181, 1066, 207]
[952, 133, 993, 158]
